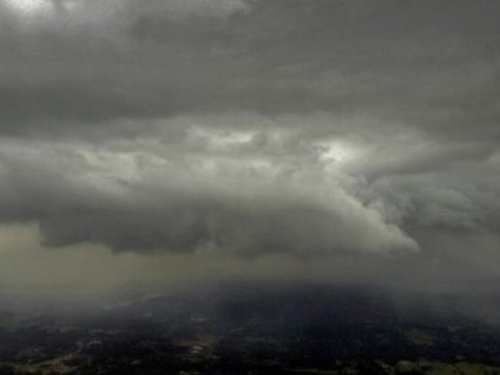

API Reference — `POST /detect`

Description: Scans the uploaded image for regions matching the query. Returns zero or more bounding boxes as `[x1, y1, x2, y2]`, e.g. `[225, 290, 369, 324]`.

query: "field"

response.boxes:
[2, 285, 500, 375]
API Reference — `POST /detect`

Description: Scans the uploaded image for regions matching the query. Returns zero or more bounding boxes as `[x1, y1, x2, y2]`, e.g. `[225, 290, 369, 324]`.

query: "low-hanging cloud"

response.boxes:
[0, 131, 419, 256]
[0, 1, 499, 291]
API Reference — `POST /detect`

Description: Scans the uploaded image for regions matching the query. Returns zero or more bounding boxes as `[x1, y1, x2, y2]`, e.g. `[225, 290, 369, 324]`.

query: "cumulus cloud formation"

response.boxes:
[0, 0, 499, 290]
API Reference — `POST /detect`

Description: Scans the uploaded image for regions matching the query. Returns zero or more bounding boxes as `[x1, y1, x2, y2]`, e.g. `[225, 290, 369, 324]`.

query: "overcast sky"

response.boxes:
[0, 0, 499, 297]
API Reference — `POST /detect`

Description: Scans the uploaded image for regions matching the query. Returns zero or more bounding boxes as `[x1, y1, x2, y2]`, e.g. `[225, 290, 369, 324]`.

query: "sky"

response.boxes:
[0, 0, 499, 298]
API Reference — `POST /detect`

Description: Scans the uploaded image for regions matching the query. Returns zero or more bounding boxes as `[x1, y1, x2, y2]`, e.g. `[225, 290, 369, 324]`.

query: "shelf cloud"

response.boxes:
[0, 0, 499, 293]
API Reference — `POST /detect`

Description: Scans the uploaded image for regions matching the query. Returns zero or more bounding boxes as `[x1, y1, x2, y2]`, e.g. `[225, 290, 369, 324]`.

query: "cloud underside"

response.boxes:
[0, 0, 499, 260]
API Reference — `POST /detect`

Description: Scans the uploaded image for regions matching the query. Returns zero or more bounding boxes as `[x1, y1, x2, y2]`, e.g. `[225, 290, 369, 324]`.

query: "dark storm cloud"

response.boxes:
[0, 0, 499, 267]
[0, 135, 418, 255]
[0, 0, 499, 140]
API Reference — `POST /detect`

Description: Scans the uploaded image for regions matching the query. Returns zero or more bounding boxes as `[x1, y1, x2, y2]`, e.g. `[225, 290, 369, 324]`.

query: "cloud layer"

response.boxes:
[0, 0, 499, 289]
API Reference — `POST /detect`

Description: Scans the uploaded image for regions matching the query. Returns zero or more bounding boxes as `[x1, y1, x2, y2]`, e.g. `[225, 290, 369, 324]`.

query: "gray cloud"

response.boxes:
[0, 0, 499, 291]
[0, 1, 499, 140]
[0, 134, 418, 255]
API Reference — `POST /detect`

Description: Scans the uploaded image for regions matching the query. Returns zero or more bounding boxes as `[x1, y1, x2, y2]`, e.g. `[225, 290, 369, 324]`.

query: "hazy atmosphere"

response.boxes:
[1, 0, 500, 298]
